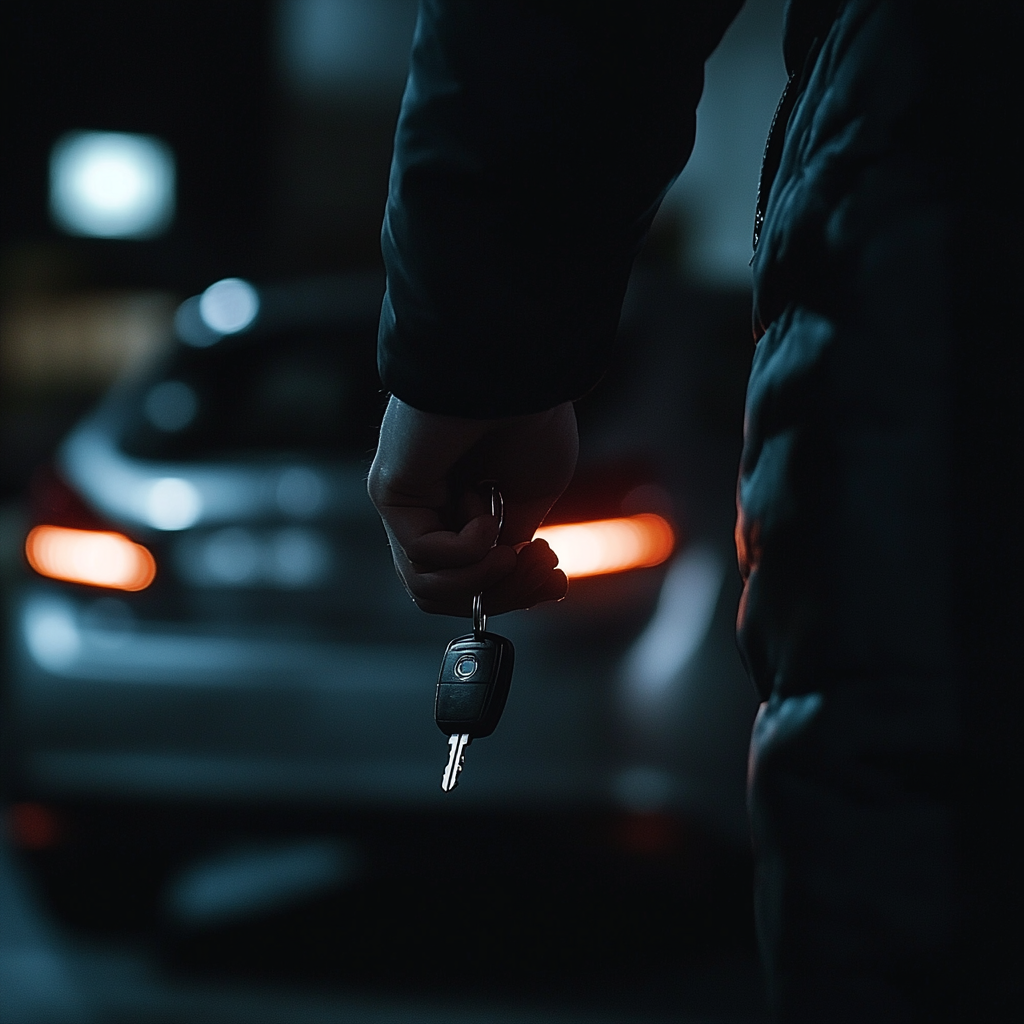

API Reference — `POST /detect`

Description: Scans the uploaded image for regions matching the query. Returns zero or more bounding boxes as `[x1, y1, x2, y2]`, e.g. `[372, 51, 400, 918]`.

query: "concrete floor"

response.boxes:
[2, 826, 768, 1024]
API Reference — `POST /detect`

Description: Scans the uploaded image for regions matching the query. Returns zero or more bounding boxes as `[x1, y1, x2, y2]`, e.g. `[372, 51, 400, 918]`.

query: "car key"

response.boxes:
[437, 597, 515, 791]
[436, 488, 515, 792]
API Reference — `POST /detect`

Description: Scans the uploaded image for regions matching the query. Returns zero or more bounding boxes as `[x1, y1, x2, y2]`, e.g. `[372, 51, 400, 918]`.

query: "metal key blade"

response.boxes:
[441, 732, 471, 792]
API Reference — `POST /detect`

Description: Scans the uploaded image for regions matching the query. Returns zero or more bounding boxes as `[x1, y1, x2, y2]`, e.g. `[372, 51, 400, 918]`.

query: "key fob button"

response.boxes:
[436, 682, 488, 723]
[454, 654, 478, 678]
[439, 640, 495, 684]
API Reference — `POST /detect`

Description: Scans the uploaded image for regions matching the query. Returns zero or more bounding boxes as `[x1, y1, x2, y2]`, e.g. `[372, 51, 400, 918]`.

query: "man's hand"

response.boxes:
[367, 397, 578, 617]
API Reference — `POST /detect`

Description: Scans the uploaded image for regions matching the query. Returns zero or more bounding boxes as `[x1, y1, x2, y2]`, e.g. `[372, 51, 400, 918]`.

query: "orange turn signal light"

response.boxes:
[534, 513, 675, 579]
[25, 525, 156, 592]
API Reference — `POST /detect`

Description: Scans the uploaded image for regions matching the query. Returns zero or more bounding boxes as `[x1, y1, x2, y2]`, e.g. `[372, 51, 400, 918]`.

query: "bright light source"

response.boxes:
[199, 278, 259, 334]
[146, 477, 202, 531]
[26, 526, 156, 592]
[534, 514, 675, 579]
[50, 131, 175, 239]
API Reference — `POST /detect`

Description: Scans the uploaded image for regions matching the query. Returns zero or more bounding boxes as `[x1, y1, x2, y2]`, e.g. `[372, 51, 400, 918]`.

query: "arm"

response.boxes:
[370, 0, 741, 616]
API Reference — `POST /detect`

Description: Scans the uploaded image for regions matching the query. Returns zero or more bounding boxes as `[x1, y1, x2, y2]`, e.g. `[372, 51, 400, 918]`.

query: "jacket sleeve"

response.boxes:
[378, 0, 742, 417]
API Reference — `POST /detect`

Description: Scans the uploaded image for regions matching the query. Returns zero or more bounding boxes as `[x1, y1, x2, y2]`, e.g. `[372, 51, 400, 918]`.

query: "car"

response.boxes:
[2, 270, 759, 955]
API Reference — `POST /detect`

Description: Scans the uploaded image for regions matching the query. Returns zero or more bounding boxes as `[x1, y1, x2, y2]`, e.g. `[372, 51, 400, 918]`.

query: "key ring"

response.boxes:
[473, 593, 486, 636]
[473, 484, 503, 637]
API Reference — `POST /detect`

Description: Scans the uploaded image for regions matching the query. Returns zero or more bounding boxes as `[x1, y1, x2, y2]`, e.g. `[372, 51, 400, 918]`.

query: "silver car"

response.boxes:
[6, 272, 754, 846]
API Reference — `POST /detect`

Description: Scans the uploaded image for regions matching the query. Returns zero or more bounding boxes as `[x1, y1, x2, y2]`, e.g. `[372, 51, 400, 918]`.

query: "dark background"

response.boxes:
[0, 2, 786, 1021]
[2, 2, 274, 292]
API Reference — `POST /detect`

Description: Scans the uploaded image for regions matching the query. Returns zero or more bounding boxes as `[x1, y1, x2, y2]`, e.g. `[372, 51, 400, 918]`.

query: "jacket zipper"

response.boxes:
[751, 71, 797, 256]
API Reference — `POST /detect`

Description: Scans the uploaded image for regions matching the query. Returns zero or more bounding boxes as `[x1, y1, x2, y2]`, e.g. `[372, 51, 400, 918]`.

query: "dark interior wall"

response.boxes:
[0, 1, 273, 292]
[271, 95, 400, 276]
[269, 0, 417, 275]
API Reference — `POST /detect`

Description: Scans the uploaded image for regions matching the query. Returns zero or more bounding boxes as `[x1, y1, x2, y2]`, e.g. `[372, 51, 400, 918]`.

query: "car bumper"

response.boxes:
[8, 586, 612, 807]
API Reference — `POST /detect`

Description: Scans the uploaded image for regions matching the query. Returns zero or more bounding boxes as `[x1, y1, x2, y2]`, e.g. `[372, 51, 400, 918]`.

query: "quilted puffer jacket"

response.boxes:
[378, 2, 1023, 1019]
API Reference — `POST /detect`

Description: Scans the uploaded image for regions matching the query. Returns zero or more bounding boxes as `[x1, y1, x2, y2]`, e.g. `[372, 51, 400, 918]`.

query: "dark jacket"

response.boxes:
[379, 0, 740, 416]
[379, 2, 1023, 1019]
[378, 0, 852, 415]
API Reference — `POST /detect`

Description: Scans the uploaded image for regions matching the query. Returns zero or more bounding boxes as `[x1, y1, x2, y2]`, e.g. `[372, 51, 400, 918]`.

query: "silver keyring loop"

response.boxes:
[472, 484, 501, 636]
[490, 486, 504, 535]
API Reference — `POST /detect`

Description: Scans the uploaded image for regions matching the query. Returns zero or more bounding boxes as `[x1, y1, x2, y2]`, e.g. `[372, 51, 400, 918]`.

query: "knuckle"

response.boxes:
[365, 466, 385, 505]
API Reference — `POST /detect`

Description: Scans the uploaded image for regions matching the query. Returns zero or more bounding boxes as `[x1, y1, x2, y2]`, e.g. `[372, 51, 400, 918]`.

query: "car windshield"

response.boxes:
[119, 319, 383, 463]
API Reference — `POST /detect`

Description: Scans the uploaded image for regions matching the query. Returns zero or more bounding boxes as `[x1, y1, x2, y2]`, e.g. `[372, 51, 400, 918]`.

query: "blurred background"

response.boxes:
[0, 2, 786, 1021]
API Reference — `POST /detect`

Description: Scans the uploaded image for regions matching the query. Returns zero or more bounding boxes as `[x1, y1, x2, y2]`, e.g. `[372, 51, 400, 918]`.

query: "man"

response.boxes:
[368, 1, 1022, 1018]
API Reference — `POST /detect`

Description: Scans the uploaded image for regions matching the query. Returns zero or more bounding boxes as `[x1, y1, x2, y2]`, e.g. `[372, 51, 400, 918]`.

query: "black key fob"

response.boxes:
[435, 631, 515, 739]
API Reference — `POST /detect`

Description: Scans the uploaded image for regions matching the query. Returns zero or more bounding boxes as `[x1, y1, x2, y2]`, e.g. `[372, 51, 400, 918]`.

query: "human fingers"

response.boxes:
[479, 539, 567, 615]
[392, 543, 518, 615]
[380, 504, 501, 572]
[388, 537, 565, 616]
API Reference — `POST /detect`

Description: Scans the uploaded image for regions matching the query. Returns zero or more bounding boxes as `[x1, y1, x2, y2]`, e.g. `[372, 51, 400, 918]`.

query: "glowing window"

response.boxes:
[50, 131, 176, 239]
